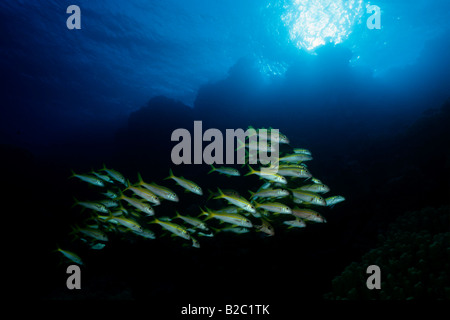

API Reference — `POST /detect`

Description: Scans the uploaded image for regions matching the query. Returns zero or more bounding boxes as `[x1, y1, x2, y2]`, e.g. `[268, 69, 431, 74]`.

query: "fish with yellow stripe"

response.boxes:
[245, 166, 287, 184]
[291, 208, 326, 223]
[117, 191, 154, 216]
[125, 182, 160, 205]
[150, 217, 191, 240]
[174, 211, 209, 231]
[291, 189, 326, 206]
[200, 208, 253, 228]
[213, 188, 256, 214]
[254, 202, 292, 214]
[208, 165, 240, 177]
[108, 216, 143, 233]
[73, 198, 109, 213]
[165, 169, 203, 195]
[70, 170, 104, 187]
[137, 173, 179, 202]
[100, 165, 127, 186]
[56, 247, 83, 265]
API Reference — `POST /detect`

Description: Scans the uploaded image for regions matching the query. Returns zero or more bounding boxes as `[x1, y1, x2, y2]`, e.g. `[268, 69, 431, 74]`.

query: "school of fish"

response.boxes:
[57, 128, 345, 265]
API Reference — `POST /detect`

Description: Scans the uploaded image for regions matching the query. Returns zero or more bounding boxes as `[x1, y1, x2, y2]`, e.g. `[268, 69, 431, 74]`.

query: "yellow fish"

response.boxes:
[137, 173, 179, 202]
[283, 219, 306, 228]
[245, 166, 287, 184]
[70, 170, 104, 187]
[200, 208, 253, 228]
[291, 189, 326, 206]
[125, 183, 160, 205]
[117, 191, 154, 216]
[299, 184, 330, 193]
[150, 218, 191, 240]
[208, 165, 240, 177]
[108, 216, 143, 233]
[213, 188, 256, 214]
[56, 247, 83, 265]
[291, 208, 326, 223]
[165, 169, 203, 195]
[100, 165, 127, 186]
[254, 202, 292, 214]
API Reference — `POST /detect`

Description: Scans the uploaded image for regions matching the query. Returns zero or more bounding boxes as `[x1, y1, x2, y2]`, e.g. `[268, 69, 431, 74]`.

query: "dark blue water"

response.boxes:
[2, 0, 449, 310]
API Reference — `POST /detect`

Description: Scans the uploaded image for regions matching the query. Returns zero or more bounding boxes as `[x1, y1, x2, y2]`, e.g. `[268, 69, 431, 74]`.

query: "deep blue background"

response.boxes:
[1, 0, 449, 305]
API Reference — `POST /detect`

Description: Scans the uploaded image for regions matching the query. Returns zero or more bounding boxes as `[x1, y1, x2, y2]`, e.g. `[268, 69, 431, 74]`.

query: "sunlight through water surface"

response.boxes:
[281, 0, 364, 51]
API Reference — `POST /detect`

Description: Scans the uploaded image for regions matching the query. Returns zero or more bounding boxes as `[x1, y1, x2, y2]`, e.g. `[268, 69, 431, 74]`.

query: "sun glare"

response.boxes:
[281, 0, 364, 51]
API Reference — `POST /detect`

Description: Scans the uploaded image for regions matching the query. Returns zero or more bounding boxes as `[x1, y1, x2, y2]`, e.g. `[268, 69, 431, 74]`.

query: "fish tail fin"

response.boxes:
[104, 212, 115, 221]
[71, 197, 79, 208]
[236, 138, 246, 152]
[116, 189, 124, 200]
[213, 188, 225, 199]
[244, 165, 256, 176]
[208, 165, 216, 174]
[203, 207, 216, 221]
[207, 189, 216, 201]
[123, 180, 132, 191]
[53, 243, 62, 254]
[198, 207, 211, 219]
[69, 224, 78, 235]
[240, 158, 248, 168]
[209, 226, 219, 233]
[136, 172, 144, 185]
[164, 169, 175, 180]
[248, 190, 256, 198]
[69, 169, 77, 179]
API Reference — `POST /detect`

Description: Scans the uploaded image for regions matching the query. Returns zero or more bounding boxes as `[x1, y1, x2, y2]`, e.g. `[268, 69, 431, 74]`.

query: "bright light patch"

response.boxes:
[281, 0, 364, 51]
[257, 57, 288, 78]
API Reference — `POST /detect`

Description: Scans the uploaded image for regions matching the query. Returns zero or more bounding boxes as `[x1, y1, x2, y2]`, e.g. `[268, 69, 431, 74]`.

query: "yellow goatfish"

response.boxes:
[208, 165, 240, 177]
[278, 153, 313, 163]
[73, 198, 109, 213]
[254, 217, 275, 236]
[56, 247, 83, 265]
[137, 173, 179, 202]
[299, 184, 330, 193]
[100, 165, 127, 186]
[125, 182, 160, 205]
[325, 196, 346, 207]
[254, 202, 292, 214]
[165, 169, 203, 195]
[150, 218, 191, 240]
[291, 189, 326, 206]
[108, 216, 143, 233]
[70, 170, 104, 187]
[293, 148, 312, 156]
[213, 188, 256, 214]
[117, 191, 154, 216]
[174, 211, 209, 231]
[291, 208, 326, 223]
[71, 226, 109, 241]
[283, 219, 306, 228]
[249, 188, 290, 200]
[245, 166, 287, 184]
[200, 208, 253, 228]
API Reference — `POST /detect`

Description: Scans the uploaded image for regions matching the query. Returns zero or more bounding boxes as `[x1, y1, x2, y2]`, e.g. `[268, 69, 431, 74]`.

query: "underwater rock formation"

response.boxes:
[325, 206, 450, 300]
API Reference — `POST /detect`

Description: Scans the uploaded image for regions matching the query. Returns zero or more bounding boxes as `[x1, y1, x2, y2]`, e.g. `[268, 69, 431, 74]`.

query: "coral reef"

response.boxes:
[325, 206, 450, 300]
